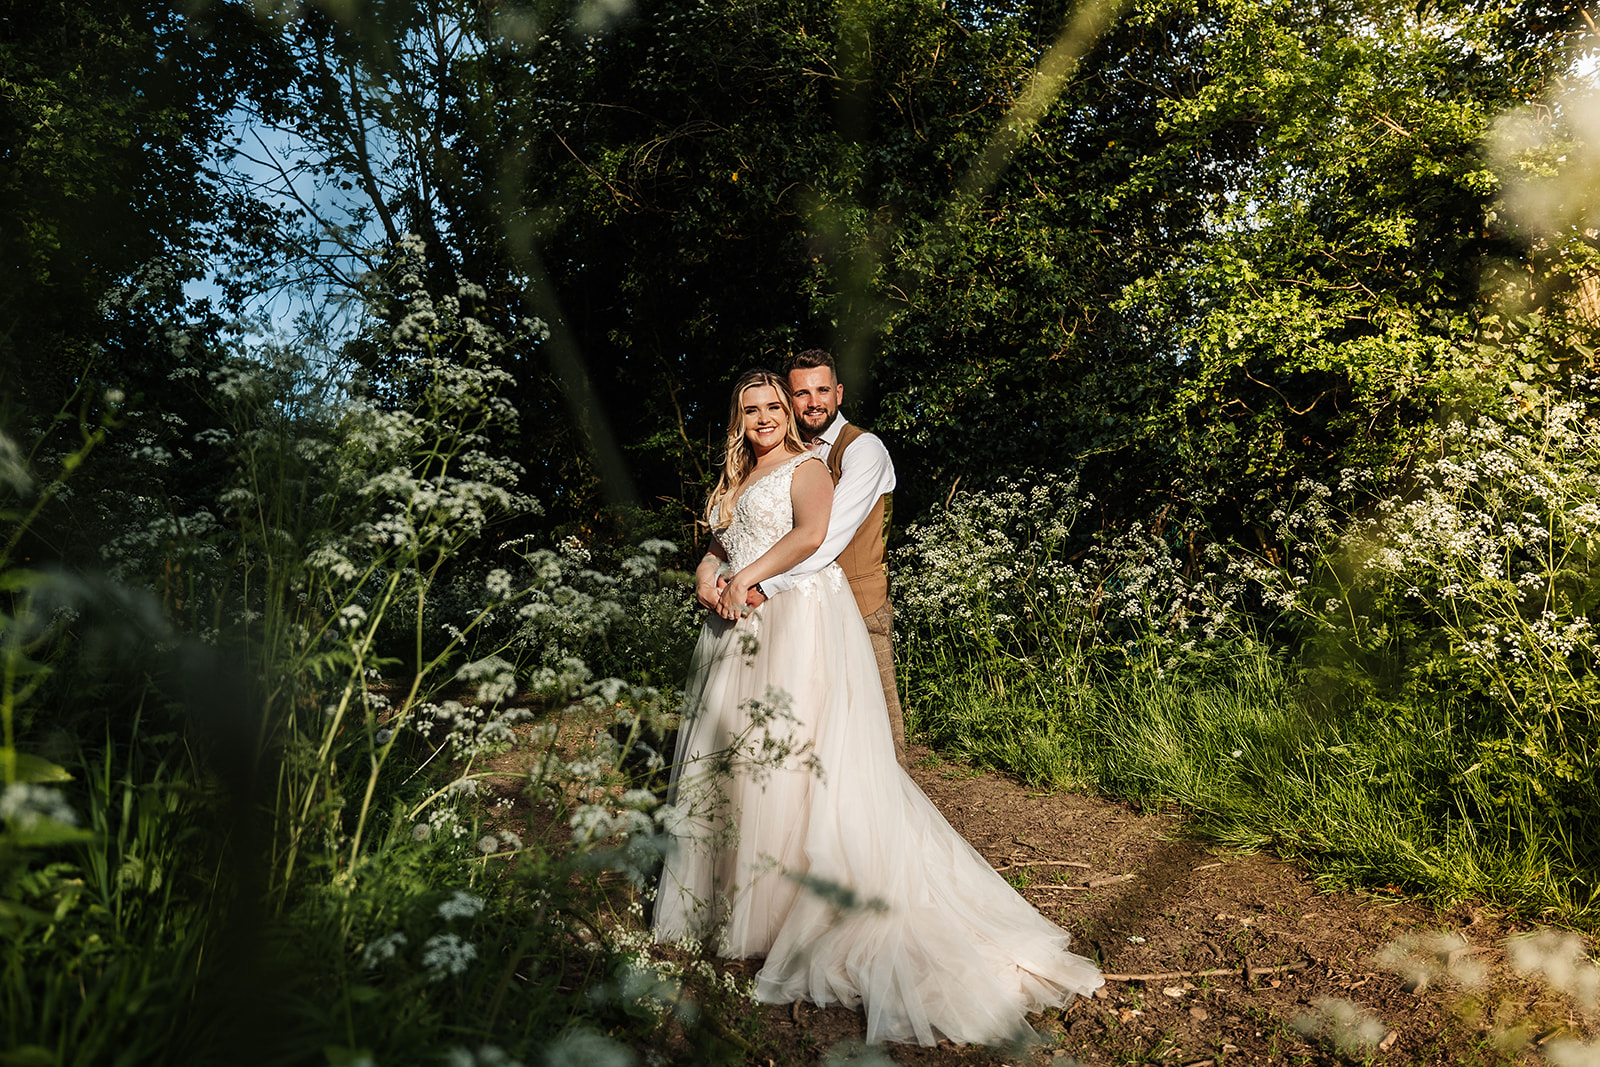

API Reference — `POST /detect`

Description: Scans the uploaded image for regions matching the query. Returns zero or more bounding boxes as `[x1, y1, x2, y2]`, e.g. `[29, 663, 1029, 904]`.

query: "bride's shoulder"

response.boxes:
[767, 449, 817, 472]
[788, 452, 830, 492]
[786, 450, 825, 475]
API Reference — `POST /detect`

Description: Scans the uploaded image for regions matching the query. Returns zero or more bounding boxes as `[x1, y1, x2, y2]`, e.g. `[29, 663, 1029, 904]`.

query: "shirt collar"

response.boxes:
[815, 412, 850, 448]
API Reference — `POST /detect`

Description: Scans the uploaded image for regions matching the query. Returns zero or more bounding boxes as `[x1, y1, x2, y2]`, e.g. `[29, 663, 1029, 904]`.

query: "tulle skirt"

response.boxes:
[652, 566, 1103, 1046]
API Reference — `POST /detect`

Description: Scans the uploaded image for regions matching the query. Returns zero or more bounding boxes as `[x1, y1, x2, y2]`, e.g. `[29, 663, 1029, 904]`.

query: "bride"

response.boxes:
[652, 369, 1103, 1046]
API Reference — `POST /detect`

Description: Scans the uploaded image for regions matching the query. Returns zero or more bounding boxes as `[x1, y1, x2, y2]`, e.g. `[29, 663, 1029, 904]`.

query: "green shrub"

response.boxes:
[894, 375, 1600, 920]
[1, 240, 750, 1065]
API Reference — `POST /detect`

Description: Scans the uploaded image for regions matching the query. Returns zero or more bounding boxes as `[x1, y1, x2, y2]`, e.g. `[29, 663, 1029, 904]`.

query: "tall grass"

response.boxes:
[906, 649, 1594, 916]
[895, 377, 1600, 924]
[1, 244, 752, 1065]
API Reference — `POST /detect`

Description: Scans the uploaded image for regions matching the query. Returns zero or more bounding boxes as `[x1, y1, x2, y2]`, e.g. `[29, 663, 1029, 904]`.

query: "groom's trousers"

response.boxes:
[863, 601, 907, 765]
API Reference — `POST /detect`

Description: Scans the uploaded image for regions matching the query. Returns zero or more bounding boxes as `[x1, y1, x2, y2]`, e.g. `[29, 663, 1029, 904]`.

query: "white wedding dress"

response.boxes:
[652, 452, 1102, 1046]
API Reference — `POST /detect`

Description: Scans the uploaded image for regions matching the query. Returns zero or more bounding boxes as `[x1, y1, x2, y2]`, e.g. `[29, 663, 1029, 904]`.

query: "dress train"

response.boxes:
[652, 453, 1102, 1045]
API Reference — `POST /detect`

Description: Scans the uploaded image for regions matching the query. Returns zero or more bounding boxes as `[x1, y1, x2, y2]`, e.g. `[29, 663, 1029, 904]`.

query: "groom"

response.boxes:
[745, 349, 907, 765]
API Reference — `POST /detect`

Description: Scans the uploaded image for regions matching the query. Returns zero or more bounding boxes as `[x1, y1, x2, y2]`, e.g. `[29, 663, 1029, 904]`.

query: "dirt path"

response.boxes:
[484, 709, 1585, 1066]
[721, 744, 1573, 1066]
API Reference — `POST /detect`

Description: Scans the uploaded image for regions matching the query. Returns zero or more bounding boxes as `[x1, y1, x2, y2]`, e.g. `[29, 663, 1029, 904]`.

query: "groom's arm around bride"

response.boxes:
[745, 349, 907, 765]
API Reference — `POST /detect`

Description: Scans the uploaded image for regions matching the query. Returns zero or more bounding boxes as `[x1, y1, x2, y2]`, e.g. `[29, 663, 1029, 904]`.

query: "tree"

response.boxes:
[0, 0, 290, 570]
[201, 0, 1595, 542]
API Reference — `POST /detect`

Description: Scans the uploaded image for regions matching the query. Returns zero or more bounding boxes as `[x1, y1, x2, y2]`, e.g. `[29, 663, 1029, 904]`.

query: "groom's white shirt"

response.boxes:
[761, 413, 896, 596]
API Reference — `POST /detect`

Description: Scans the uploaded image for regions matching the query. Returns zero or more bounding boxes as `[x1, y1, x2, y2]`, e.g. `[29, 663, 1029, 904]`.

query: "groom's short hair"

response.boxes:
[783, 349, 837, 381]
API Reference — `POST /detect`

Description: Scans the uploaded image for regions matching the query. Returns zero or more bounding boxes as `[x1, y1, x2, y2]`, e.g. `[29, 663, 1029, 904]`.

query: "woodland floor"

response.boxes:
[487, 716, 1593, 1067]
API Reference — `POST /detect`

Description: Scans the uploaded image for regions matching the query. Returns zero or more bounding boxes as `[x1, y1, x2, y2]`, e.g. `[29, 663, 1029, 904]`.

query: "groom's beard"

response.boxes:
[799, 409, 838, 439]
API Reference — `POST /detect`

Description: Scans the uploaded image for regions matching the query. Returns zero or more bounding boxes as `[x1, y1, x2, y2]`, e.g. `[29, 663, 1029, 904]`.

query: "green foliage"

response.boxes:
[1288, 376, 1600, 887]
[6, 0, 1600, 1059]
[897, 379, 1600, 921]
[1, 423, 226, 1064]
[0, 246, 755, 1064]
[894, 468, 1279, 683]
[0, 0, 278, 442]
[905, 643, 1598, 918]
[1099, 0, 1548, 533]
[131, 0, 1585, 549]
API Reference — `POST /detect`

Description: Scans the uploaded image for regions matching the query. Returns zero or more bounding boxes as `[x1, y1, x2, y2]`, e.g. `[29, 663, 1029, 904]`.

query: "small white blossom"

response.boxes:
[0, 784, 78, 830]
[540, 1030, 633, 1067]
[437, 890, 485, 922]
[360, 931, 408, 968]
[485, 568, 514, 599]
[420, 933, 477, 979]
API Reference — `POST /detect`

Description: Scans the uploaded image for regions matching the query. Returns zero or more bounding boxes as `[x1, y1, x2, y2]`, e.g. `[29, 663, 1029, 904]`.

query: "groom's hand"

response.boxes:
[745, 587, 767, 608]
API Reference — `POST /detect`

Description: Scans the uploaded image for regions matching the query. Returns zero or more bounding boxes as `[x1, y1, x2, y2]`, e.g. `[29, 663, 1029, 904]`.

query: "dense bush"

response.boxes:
[893, 372, 1600, 919]
[0, 249, 750, 1065]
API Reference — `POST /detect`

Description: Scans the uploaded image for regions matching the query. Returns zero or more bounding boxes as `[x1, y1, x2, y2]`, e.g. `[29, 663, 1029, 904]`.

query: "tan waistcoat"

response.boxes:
[826, 423, 893, 617]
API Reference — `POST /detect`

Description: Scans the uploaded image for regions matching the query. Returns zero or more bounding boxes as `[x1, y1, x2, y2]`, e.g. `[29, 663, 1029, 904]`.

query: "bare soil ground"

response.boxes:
[481, 715, 1591, 1067]
[721, 745, 1586, 1067]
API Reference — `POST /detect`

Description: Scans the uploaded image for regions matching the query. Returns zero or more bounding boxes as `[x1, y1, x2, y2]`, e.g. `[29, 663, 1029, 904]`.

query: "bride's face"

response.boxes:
[740, 384, 788, 455]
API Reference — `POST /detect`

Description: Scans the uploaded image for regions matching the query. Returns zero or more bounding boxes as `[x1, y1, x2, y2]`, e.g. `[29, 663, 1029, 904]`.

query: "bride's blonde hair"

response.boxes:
[706, 369, 808, 528]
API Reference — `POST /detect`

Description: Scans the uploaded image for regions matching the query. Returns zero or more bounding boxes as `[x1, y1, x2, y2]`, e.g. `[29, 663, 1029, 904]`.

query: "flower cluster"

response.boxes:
[1292, 997, 1389, 1058]
[894, 470, 1272, 676]
[0, 784, 79, 831]
[501, 534, 696, 685]
[1282, 380, 1600, 823]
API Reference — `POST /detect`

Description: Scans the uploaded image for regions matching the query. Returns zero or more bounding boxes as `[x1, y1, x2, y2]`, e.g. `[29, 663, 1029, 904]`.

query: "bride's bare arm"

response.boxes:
[715, 459, 832, 617]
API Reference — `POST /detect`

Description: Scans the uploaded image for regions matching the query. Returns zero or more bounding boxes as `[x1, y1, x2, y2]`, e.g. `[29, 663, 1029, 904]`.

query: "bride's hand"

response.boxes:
[716, 576, 753, 620]
[696, 573, 727, 612]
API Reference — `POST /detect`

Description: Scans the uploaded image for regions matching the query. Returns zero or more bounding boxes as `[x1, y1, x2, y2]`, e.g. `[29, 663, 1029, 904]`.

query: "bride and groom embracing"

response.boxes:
[652, 352, 1103, 1047]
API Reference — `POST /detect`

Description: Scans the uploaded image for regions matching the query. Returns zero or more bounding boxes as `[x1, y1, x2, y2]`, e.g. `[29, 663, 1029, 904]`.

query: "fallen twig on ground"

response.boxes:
[1101, 963, 1306, 982]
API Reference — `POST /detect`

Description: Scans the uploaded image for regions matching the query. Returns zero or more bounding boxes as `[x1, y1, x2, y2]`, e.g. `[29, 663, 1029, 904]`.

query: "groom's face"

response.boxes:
[788, 366, 842, 439]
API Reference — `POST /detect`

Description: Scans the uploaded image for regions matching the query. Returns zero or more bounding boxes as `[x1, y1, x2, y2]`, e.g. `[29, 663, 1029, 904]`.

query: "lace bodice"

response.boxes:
[714, 453, 820, 573]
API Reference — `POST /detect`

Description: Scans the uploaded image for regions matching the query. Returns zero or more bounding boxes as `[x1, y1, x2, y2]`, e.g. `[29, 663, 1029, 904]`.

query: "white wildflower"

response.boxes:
[420, 933, 477, 979]
[540, 1029, 633, 1067]
[485, 568, 514, 599]
[360, 931, 408, 968]
[0, 784, 78, 830]
[1506, 930, 1599, 1010]
[1293, 997, 1387, 1056]
[0, 431, 30, 496]
[437, 890, 485, 922]
[570, 804, 618, 844]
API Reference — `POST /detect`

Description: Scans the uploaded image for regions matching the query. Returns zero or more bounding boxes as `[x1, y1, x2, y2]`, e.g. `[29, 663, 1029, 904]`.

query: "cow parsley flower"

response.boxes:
[421, 933, 477, 979]
[0, 784, 78, 830]
[360, 931, 408, 968]
[437, 890, 485, 922]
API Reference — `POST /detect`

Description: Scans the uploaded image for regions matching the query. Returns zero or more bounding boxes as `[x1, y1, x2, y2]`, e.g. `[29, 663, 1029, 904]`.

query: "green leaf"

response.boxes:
[3, 751, 73, 784]
[8, 823, 94, 848]
[0, 899, 54, 931]
[0, 569, 46, 593]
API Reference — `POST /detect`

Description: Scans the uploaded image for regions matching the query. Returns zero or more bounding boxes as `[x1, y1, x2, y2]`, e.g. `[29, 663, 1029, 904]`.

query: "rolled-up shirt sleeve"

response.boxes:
[761, 432, 896, 596]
